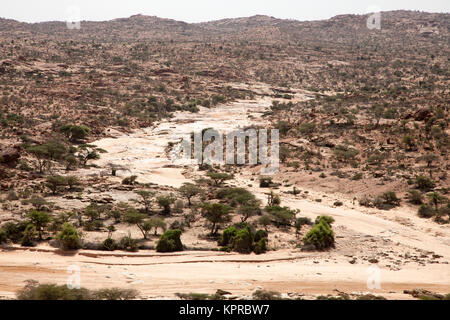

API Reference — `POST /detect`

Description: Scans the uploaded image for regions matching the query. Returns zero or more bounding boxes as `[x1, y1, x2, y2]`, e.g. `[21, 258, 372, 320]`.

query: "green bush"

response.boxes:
[17, 280, 138, 300]
[254, 229, 268, 243]
[92, 288, 138, 300]
[0, 228, 7, 244]
[60, 124, 90, 142]
[119, 236, 139, 252]
[259, 177, 273, 188]
[156, 229, 183, 252]
[218, 224, 268, 254]
[216, 187, 255, 207]
[265, 206, 295, 227]
[252, 289, 282, 300]
[415, 175, 435, 191]
[315, 215, 335, 226]
[418, 205, 435, 218]
[218, 226, 238, 247]
[102, 238, 117, 251]
[45, 175, 68, 194]
[56, 223, 81, 250]
[17, 281, 91, 300]
[232, 227, 254, 254]
[253, 238, 268, 255]
[303, 216, 335, 250]
[408, 190, 423, 205]
[2, 221, 28, 243]
[21, 224, 36, 247]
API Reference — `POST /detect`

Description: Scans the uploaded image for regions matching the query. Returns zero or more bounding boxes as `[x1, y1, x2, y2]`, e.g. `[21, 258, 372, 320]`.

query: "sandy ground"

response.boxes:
[1, 87, 449, 299]
[1, 246, 448, 300]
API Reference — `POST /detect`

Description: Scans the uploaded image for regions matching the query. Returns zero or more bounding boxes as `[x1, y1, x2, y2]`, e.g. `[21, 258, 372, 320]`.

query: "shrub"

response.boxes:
[218, 226, 238, 247]
[28, 196, 51, 211]
[169, 220, 184, 232]
[0, 228, 7, 244]
[258, 215, 272, 231]
[232, 227, 254, 254]
[418, 205, 435, 218]
[2, 221, 28, 243]
[315, 215, 335, 226]
[218, 225, 268, 254]
[17, 280, 138, 300]
[295, 217, 313, 236]
[216, 187, 256, 207]
[83, 220, 104, 232]
[93, 288, 138, 300]
[259, 177, 273, 188]
[375, 191, 400, 210]
[60, 124, 90, 142]
[408, 190, 423, 205]
[265, 206, 295, 227]
[46, 175, 68, 194]
[56, 223, 81, 250]
[415, 175, 434, 191]
[252, 289, 282, 300]
[66, 176, 82, 190]
[122, 175, 138, 185]
[359, 196, 373, 207]
[253, 238, 268, 255]
[254, 229, 268, 242]
[21, 224, 37, 247]
[17, 281, 91, 300]
[303, 216, 335, 250]
[102, 238, 117, 251]
[119, 236, 139, 252]
[352, 172, 363, 180]
[156, 229, 183, 252]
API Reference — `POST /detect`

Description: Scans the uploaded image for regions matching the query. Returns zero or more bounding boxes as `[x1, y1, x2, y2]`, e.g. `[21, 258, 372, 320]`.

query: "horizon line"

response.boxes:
[0, 9, 448, 25]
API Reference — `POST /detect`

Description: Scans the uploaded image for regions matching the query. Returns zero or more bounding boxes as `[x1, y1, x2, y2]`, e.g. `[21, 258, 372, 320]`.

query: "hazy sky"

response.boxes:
[2, 0, 449, 23]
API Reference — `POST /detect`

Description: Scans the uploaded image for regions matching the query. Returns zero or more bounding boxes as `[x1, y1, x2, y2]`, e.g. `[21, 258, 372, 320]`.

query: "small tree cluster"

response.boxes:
[218, 223, 268, 254]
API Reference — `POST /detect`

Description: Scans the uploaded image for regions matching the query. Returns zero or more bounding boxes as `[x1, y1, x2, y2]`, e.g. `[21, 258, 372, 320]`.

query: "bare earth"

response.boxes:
[1, 87, 449, 299]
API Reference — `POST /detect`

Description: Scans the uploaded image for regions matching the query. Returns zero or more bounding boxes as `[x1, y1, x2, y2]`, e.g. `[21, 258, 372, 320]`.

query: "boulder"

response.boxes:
[412, 108, 432, 121]
[0, 146, 21, 165]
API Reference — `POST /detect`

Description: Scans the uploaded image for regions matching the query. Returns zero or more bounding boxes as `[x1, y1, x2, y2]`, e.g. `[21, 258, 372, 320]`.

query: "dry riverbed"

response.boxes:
[1, 86, 449, 299]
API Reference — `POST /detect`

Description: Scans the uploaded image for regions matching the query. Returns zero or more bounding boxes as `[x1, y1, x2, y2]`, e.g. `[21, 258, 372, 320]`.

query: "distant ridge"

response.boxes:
[0, 10, 447, 42]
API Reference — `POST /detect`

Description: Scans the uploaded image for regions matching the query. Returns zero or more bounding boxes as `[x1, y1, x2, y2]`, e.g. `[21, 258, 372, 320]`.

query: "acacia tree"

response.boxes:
[60, 124, 91, 142]
[132, 190, 155, 214]
[427, 192, 446, 211]
[157, 195, 175, 215]
[201, 202, 232, 235]
[26, 145, 50, 173]
[27, 210, 51, 240]
[123, 210, 149, 239]
[178, 183, 202, 206]
[46, 175, 68, 195]
[77, 144, 106, 167]
[238, 201, 261, 222]
[148, 217, 167, 236]
[206, 172, 233, 187]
